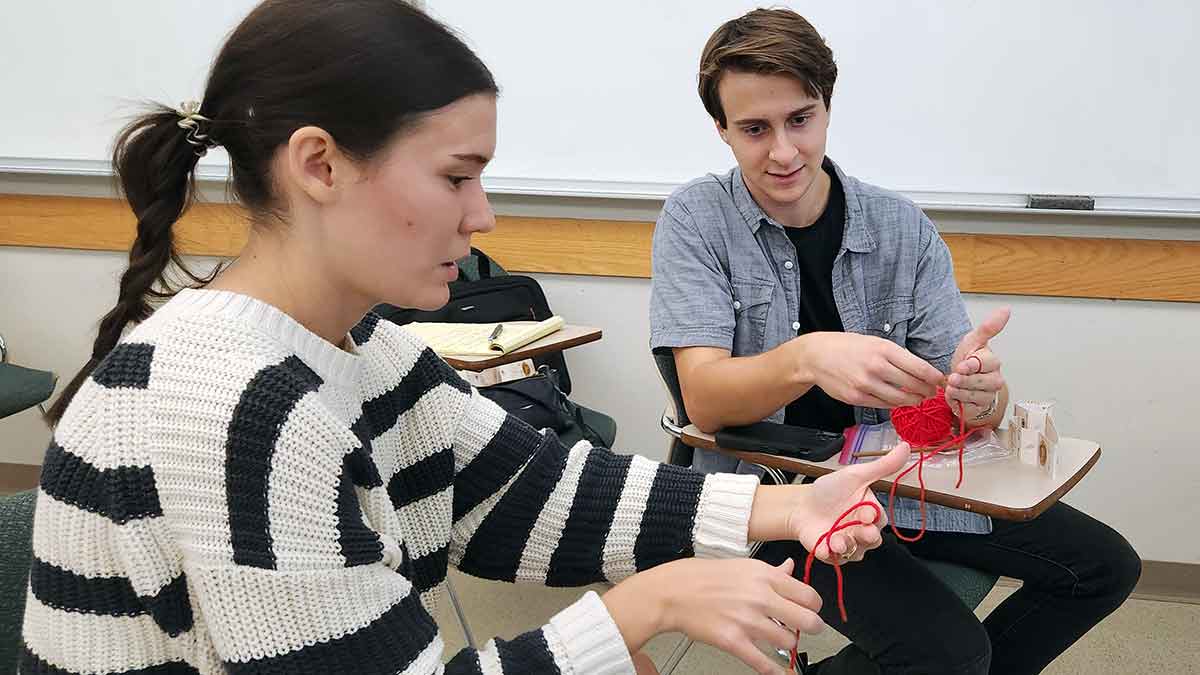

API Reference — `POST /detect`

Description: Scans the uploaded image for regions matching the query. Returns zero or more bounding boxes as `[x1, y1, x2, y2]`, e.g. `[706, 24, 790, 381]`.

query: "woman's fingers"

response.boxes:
[765, 594, 826, 638]
[856, 523, 883, 552]
[769, 562, 823, 612]
[757, 616, 802, 652]
[725, 637, 787, 675]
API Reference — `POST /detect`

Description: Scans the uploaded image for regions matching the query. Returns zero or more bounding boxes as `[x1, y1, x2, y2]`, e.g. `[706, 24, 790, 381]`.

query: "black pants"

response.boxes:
[756, 502, 1141, 675]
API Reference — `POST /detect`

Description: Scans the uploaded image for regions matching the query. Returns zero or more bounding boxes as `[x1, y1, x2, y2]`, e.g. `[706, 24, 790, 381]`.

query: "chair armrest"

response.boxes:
[660, 406, 685, 438]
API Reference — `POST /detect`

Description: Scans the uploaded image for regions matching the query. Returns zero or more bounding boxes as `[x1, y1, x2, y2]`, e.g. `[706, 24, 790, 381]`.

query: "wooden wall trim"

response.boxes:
[3, 193, 1200, 302]
[0, 194, 247, 257]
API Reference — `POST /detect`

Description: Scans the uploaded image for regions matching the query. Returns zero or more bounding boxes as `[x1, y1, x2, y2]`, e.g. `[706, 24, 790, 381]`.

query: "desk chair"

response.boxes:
[0, 332, 53, 672]
[0, 333, 57, 421]
[0, 489, 36, 674]
[651, 350, 998, 673]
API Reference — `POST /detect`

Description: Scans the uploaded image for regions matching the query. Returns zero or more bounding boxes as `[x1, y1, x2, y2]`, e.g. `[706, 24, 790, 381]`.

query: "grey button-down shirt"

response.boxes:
[649, 158, 990, 534]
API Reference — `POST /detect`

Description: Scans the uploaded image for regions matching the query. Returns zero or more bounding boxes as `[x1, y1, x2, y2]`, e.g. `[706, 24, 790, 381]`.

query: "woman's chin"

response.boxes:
[407, 286, 451, 312]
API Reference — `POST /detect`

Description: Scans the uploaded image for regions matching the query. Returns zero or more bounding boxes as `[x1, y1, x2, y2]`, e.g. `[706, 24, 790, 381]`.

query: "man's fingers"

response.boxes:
[880, 362, 939, 401]
[961, 307, 1012, 354]
[887, 346, 944, 386]
[946, 386, 993, 407]
[866, 378, 924, 408]
[947, 370, 1004, 393]
[861, 361, 936, 408]
[854, 392, 908, 410]
[977, 307, 1012, 341]
[954, 349, 1001, 376]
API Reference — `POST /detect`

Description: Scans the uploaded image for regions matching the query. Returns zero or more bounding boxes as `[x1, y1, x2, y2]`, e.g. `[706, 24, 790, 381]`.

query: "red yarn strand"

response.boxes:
[791, 501, 881, 670]
[788, 388, 976, 669]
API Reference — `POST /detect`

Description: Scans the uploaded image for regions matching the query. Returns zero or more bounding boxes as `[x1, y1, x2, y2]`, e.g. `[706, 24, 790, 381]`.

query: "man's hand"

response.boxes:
[799, 332, 943, 409]
[945, 308, 1011, 425]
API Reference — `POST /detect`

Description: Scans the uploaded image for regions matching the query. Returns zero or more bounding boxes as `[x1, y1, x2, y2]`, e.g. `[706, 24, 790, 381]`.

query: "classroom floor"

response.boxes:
[435, 569, 1200, 674]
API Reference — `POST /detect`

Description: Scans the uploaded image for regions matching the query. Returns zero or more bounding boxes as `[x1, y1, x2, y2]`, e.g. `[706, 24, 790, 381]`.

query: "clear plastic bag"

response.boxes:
[916, 426, 1013, 469]
[842, 421, 1013, 468]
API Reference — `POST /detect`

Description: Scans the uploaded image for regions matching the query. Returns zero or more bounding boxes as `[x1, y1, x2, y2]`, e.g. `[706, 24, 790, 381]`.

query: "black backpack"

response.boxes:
[374, 248, 617, 450]
[373, 248, 573, 393]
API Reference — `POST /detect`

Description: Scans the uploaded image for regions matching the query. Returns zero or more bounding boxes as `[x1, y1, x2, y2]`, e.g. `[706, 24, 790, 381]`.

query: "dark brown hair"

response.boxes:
[698, 8, 837, 128]
[48, 0, 497, 423]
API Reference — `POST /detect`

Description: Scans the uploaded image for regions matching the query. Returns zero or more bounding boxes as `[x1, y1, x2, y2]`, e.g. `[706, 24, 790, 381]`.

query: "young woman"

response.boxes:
[20, 2, 911, 674]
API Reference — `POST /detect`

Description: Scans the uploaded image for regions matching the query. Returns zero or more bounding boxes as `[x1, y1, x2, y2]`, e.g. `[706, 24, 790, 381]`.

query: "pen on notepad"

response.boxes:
[488, 323, 504, 341]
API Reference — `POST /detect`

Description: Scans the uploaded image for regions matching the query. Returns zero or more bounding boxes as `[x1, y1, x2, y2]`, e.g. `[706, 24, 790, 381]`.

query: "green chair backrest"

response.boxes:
[0, 363, 56, 419]
[0, 489, 37, 674]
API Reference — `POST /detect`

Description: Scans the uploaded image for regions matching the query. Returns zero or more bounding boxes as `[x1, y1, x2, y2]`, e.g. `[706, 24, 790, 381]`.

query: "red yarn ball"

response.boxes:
[891, 388, 954, 447]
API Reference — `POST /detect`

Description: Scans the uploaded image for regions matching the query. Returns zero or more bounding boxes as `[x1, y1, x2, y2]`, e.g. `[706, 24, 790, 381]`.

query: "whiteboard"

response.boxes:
[423, 0, 1199, 202]
[3, 1, 1198, 207]
[0, 0, 258, 174]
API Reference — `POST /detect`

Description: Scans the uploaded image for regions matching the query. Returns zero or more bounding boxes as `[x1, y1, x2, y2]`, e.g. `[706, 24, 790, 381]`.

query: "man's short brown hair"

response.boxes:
[698, 8, 837, 128]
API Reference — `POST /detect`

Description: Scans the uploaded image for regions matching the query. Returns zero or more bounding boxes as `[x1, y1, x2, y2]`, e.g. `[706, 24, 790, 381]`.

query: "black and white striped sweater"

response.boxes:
[20, 288, 758, 675]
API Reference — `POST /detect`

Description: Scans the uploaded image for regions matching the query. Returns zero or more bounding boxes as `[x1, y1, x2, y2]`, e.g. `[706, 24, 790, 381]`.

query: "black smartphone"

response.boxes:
[714, 421, 844, 462]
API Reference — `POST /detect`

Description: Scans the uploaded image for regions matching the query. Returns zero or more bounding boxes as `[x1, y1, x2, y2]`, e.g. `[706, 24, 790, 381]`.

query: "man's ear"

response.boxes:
[715, 118, 730, 145]
[282, 125, 360, 205]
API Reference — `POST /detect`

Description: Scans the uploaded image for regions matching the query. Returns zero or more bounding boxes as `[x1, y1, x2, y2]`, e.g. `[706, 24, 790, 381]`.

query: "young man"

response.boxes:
[649, 9, 1141, 674]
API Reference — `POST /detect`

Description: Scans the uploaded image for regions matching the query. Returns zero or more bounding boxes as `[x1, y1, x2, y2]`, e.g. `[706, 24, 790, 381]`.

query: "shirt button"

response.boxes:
[792, 321, 801, 331]
[784, 261, 794, 270]
[733, 300, 742, 310]
[883, 322, 893, 332]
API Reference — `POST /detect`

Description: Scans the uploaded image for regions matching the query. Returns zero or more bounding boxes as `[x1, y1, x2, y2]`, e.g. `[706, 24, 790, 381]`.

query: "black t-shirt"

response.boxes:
[783, 162, 857, 433]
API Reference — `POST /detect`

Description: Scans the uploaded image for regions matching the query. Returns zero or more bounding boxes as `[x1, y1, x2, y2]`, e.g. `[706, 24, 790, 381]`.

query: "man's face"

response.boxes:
[716, 71, 830, 215]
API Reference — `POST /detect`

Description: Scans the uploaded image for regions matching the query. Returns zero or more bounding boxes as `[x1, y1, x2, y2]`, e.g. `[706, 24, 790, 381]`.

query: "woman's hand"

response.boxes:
[603, 557, 824, 674]
[749, 443, 910, 562]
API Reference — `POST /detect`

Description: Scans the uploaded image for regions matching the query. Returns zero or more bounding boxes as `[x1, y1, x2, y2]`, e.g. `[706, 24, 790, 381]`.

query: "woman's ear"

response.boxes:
[283, 126, 361, 205]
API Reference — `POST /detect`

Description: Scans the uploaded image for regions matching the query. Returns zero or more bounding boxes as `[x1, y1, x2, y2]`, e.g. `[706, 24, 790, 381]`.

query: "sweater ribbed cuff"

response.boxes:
[692, 473, 757, 559]
[546, 590, 635, 675]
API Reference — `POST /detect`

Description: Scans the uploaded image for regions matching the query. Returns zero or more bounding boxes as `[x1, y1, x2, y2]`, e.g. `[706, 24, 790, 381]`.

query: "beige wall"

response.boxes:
[2, 189, 1198, 564]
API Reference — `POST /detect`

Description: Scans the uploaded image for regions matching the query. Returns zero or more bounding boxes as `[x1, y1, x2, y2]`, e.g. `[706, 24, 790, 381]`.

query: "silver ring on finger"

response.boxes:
[840, 541, 857, 561]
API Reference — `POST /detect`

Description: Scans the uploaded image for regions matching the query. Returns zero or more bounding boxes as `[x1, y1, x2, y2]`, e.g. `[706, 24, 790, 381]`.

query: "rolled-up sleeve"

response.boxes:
[649, 205, 736, 351]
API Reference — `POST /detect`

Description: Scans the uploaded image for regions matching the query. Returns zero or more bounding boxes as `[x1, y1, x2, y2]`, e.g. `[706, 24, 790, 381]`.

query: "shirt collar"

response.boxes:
[731, 156, 875, 253]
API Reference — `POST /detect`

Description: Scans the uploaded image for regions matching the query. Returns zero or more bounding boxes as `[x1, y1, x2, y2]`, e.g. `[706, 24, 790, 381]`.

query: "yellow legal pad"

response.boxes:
[404, 316, 566, 357]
